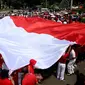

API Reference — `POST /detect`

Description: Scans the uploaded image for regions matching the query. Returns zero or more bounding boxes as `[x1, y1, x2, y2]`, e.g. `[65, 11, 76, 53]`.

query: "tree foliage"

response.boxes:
[0, 0, 84, 9]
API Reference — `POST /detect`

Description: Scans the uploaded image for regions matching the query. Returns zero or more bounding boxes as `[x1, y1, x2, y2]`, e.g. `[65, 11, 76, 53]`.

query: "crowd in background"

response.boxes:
[0, 9, 85, 24]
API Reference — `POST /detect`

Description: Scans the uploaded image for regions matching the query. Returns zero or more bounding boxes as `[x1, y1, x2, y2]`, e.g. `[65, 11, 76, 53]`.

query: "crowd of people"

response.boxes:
[0, 9, 85, 24]
[0, 9, 85, 85]
[57, 44, 77, 81]
[0, 57, 43, 85]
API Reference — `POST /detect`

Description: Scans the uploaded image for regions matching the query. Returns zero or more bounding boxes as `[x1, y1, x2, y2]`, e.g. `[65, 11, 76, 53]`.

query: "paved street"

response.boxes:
[40, 61, 85, 85]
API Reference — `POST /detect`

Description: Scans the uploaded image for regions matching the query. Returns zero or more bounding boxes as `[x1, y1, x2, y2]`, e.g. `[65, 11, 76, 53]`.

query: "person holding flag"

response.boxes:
[57, 45, 71, 80]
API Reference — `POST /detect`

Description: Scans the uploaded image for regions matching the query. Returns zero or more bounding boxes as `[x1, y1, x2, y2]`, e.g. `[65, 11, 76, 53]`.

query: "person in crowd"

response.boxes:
[67, 45, 77, 75]
[0, 69, 14, 85]
[28, 59, 37, 74]
[35, 72, 43, 83]
[28, 59, 43, 83]
[63, 20, 68, 24]
[11, 70, 18, 85]
[57, 18, 62, 23]
[22, 68, 37, 85]
[57, 45, 71, 80]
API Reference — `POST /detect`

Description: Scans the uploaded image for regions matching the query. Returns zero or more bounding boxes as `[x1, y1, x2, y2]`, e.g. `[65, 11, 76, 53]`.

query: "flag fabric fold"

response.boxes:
[0, 16, 83, 71]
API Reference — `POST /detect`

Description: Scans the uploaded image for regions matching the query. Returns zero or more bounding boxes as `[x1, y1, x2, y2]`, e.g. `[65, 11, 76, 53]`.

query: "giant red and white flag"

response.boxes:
[1, 16, 84, 71]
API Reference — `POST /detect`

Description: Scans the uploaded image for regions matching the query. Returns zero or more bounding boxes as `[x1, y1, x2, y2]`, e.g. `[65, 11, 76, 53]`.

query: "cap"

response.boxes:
[30, 59, 37, 66]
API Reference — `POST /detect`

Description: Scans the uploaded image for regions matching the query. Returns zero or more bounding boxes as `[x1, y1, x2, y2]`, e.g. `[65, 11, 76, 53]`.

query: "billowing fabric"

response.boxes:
[11, 16, 85, 45]
[0, 16, 76, 72]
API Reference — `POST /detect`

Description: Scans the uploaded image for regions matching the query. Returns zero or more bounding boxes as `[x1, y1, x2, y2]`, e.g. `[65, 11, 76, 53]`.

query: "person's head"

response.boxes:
[66, 44, 77, 53]
[1, 69, 9, 79]
[30, 59, 37, 66]
[71, 44, 77, 49]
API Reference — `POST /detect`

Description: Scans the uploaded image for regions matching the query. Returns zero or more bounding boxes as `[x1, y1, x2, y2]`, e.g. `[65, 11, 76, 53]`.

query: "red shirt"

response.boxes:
[28, 59, 37, 74]
[28, 64, 34, 74]
[22, 73, 37, 85]
[59, 53, 69, 63]
[0, 78, 13, 85]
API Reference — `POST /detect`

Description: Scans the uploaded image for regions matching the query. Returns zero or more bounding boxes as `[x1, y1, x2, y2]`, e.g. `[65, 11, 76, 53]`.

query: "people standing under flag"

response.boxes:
[11, 70, 18, 85]
[0, 69, 14, 85]
[22, 59, 38, 85]
[28, 59, 43, 83]
[67, 45, 77, 75]
[28, 59, 37, 74]
[57, 45, 71, 80]
[22, 69, 37, 85]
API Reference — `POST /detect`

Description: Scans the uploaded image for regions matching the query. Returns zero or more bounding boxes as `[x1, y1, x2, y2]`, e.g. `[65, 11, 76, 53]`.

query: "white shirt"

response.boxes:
[69, 49, 76, 59]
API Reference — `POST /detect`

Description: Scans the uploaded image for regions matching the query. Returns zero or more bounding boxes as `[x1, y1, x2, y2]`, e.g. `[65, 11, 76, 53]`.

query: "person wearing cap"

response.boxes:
[28, 59, 37, 74]
[28, 59, 43, 83]
[22, 68, 37, 85]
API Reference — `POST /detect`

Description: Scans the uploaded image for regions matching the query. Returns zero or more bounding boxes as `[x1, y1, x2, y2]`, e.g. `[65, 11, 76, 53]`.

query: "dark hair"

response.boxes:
[65, 45, 72, 53]
[0, 68, 2, 73]
[0, 68, 2, 77]
[1, 69, 9, 79]
[22, 67, 28, 73]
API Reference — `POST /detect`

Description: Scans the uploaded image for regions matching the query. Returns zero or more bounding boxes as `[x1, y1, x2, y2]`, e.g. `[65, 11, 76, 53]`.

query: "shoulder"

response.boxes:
[0, 78, 13, 85]
[5, 78, 13, 84]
